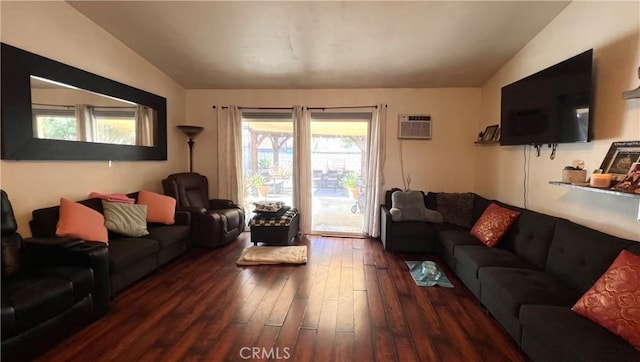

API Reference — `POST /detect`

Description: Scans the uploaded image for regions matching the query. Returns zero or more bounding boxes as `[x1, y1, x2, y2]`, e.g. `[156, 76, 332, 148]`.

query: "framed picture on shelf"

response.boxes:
[482, 125, 498, 142]
[613, 162, 640, 193]
[599, 141, 640, 181]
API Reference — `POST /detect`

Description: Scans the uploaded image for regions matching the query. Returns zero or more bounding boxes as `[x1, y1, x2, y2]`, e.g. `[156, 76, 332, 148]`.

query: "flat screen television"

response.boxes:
[500, 49, 593, 146]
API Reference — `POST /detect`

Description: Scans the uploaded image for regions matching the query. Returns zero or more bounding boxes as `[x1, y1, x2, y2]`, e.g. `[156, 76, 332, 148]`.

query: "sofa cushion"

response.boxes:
[454, 245, 535, 298]
[390, 190, 442, 222]
[56, 198, 108, 243]
[455, 245, 535, 278]
[146, 224, 190, 249]
[572, 250, 640, 351]
[108, 238, 159, 274]
[2, 273, 82, 338]
[520, 305, 640, 362]
[545, 219, 635, 294]
[470, 203, 520, 247]
[102, 201, 149, 237]
[479, 267, 581, 315]
[436, 226, 483, 256]
[479, 266, 581, 342]
[137, 190, 176, 225]
[436, 192, 474, 228]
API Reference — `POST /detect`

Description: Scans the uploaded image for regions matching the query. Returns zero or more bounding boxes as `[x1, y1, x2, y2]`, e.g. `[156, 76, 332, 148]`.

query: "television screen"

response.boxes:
[500, 49, 593, 146]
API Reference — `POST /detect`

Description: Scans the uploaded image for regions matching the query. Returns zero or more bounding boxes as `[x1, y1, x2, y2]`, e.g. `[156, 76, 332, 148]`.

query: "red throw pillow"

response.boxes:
[572, 250, 640, 351]
[137, 190, 175, 224]
[470, 203, 520, 247]
[56, 198, 108, 243]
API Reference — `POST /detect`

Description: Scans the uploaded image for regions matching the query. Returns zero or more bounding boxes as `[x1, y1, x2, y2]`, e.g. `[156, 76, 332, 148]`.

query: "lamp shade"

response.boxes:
[177, 125, 204, 137]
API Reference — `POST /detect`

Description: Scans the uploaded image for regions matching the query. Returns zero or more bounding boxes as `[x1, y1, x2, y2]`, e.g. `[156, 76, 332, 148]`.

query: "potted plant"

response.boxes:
[249, 173, 270, 197]
[342, 172, 360, 200]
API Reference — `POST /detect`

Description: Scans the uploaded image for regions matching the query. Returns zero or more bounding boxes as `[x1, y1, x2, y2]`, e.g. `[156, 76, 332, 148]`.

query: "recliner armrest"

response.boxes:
[177, 206, 207, 214]
[208, 198, 239, 210]
[23, 238, 110, 316]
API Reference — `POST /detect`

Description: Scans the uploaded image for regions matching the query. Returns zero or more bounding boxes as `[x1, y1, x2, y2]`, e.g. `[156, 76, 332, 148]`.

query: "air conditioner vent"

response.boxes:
[398, 114, 432, 140]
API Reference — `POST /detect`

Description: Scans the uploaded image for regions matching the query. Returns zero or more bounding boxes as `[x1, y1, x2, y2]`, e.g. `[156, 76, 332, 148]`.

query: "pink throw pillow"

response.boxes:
[56, 198, 108, 243]
[137, 190, 175, 224]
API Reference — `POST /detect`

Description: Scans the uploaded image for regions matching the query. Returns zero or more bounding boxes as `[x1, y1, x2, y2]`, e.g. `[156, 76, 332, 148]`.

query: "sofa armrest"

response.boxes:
[23, 238, 110, 316]
[380, 205, 392, 243]
[174, 210, 191, 226]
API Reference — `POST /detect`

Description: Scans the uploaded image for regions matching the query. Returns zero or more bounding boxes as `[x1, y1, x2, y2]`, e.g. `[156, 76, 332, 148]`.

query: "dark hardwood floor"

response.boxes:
[37, 233, 527, 362]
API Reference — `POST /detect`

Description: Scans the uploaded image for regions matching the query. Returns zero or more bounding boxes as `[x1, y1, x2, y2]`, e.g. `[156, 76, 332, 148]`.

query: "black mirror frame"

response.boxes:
[1, 43, 167, 161]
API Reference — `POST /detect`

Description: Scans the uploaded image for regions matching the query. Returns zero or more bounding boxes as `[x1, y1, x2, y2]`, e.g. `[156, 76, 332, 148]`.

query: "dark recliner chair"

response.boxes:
[162, 173, 245, 248]
[1, 190, 110, 361]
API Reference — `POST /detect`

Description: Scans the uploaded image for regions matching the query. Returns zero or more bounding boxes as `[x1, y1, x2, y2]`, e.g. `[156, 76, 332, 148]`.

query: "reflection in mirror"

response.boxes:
[30, 76, 156, 146]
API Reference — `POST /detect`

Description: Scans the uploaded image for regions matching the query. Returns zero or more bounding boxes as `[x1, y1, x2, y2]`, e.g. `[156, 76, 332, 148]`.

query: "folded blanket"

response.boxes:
[236, 245, 307, 266]
[89, 192, 135, 204]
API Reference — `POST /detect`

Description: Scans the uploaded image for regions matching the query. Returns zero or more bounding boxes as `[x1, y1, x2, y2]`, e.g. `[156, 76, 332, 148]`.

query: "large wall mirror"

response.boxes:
[1, 43, 167, 160]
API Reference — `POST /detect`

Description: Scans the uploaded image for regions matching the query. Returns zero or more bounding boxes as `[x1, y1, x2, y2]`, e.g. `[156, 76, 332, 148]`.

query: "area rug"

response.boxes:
[405, 261, 454, 287]
[236, 245, 308, 266]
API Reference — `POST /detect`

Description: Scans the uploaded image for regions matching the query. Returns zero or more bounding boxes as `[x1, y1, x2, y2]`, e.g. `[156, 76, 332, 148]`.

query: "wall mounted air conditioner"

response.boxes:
[398, 114, 431, 140]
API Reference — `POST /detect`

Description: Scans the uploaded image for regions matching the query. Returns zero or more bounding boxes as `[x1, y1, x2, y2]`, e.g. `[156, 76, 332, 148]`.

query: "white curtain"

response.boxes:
[135, 105, 154, 146]
[216, 106, 243, 204]
[292, 106, 312, 234]
[362, 104, 387, 237]
[75, 104, 95, 142]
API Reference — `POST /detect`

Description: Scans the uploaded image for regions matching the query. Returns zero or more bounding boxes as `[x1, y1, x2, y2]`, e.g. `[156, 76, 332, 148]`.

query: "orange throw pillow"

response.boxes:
[56, 198, 108, 243]
[470, 203, 520, 247]
[572, 250, 640, 351]
[137, 190, 175, 225]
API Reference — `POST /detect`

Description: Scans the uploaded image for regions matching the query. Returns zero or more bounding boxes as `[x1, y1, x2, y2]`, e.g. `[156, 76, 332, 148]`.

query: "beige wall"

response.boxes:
[185, 88, 481, 197]
[476, 1, 640, 240]
[2, 1, 637, 242]
[0, 1, 188, 236]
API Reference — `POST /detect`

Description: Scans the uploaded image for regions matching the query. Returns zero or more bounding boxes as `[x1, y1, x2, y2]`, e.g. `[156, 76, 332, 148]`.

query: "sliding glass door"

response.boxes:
[241, 112, 294, 215]
[310, 113, 370, 235]
[240, 110, 372, 236]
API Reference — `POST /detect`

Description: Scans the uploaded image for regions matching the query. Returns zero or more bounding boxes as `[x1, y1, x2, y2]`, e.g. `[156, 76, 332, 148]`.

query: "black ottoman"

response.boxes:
[250, 208, 300, 246]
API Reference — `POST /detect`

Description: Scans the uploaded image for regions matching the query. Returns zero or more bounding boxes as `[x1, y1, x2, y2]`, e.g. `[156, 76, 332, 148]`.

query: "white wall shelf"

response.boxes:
[549, 181, 640, 221]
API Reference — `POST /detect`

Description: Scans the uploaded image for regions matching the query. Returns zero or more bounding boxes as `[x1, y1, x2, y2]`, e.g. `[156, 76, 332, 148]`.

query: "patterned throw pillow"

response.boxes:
[572, 250, 640, 351]
[470, 203, 520, 247]
[56, 198, 108, 243]
[435, 192, 474, 228]
[102, 201, 149, 237]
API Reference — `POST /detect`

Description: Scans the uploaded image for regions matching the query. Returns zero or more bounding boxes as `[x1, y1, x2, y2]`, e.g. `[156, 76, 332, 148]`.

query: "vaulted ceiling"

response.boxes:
[68, 1, 571, 89]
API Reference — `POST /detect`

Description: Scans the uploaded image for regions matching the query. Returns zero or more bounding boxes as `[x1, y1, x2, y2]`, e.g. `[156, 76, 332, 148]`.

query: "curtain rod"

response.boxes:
[212, 104, 385, 110]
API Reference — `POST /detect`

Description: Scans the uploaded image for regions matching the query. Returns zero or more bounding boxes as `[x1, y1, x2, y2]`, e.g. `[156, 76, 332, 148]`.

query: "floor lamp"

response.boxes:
[177, 125, 204, 173]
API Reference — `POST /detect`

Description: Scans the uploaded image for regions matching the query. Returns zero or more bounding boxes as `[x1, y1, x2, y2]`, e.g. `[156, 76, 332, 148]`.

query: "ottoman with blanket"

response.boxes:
[250, 204, 300, 246]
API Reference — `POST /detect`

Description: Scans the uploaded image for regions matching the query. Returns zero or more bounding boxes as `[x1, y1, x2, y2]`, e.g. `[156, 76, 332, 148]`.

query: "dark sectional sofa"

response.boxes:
[29, 192, 191, 296]
[380, 189, 640, 361]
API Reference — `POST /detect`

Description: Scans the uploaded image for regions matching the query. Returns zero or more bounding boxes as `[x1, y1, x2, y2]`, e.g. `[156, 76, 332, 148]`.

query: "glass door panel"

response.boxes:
[310, 120, 369, 234]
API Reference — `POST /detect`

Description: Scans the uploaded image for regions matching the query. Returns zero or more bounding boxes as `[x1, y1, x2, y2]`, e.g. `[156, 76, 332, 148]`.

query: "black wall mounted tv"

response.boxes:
[500, 49, 593, 146]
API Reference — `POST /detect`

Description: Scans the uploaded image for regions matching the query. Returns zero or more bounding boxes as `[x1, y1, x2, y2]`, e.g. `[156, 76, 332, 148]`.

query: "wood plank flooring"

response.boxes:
[37, 233, 527, 362]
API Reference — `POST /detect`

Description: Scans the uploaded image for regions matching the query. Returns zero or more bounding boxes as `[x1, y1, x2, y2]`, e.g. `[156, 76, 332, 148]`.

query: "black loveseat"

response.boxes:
[1, 190, 110, 361]
[380, 189, 640, 361]
[29, 192, 191, 297]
